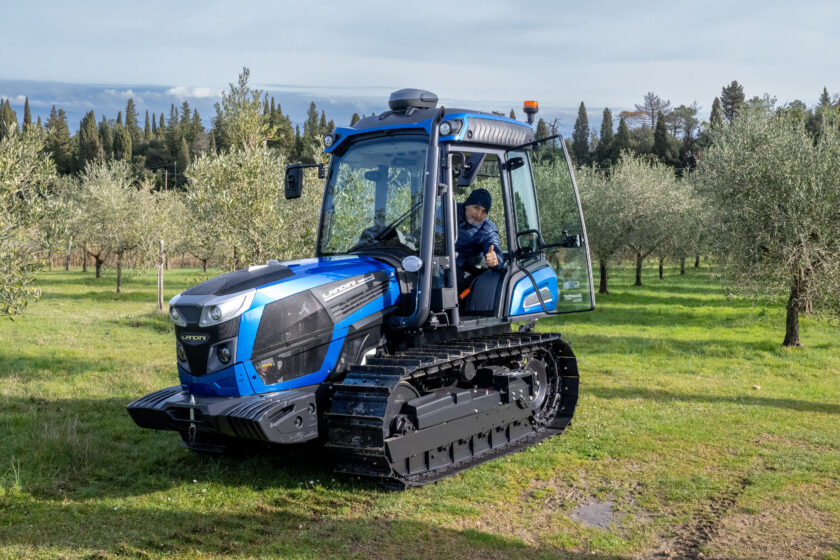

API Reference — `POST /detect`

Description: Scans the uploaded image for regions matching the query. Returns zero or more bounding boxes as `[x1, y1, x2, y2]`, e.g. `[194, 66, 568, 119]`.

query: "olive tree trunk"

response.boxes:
[598, 259, 609, 295]
[680, 257, 686, 275]
[116, 251, 123, 293]
[93, 253, 104, 278]
[634, 253, 643, 286]
[658, 256, 664, 280]
[783, 271, 803, 347]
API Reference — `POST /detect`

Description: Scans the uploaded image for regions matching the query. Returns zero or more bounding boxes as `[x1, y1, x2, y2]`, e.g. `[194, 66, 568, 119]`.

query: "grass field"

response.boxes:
[1, 264, 838, 559]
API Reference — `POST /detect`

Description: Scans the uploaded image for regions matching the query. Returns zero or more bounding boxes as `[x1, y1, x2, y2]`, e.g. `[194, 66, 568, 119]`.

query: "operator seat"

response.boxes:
[461, 267, 505, 317]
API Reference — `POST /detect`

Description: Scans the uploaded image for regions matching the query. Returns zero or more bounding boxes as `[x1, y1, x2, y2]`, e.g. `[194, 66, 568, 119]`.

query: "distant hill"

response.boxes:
[0, 79, 589, 136]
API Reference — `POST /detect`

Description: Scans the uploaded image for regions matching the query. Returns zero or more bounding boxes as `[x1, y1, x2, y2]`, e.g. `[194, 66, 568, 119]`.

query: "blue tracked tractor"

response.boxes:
[128, 90, 595, 488]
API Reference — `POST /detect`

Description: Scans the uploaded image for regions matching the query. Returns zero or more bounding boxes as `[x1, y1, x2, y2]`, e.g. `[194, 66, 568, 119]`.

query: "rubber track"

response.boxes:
[325, 332, 579, 489]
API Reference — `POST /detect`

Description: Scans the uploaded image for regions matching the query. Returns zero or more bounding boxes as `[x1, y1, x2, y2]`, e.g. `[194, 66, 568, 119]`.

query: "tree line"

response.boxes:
[0, 69, 336, 190]
[569, 81, 840, 346]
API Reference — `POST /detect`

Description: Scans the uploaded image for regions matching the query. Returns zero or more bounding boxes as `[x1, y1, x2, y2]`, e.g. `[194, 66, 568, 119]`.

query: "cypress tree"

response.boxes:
[349, 113, 361, 126]
[818, 87, 832, 109]
[208, 132, 217, 155]
[23, 97, 32, 131]
[144, 110, 151, 141]
[571, 101, 590, 166]
[99, 116, 113, 159]
[180, 101, 192, 143]
[124, 98, 141, 146]
[319, 110, 327, 134]
[151, 112, 157, 134]
[156, 113, 165, 141]
[652, 111, 670, 162]
[176, 136, 191, 178]
[36, 116, 42, 129]
[77, 110, 103, 167]
[597, 107, 614, 164]
[720, 80, 745, 123]
[509, 109, 516, 120]
[710, 97, 724, 130]
[270, 103, 295, 159]
[45, 105, 73, 174]
[535, 118, 549, 140]
[191, 109, 204, 141]
[116, 111, 122, 126]
[166, 104, 180, 155]
[0, 99, 18, 140]
[614, 116, 631, 157]
[113, 124, 132, 162]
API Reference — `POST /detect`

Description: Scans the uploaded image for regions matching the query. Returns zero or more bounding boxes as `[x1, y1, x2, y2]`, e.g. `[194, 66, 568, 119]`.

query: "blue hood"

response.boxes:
[176, 255, 400, 397]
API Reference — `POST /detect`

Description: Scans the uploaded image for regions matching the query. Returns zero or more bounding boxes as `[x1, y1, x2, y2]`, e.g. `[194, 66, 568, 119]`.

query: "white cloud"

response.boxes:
[0, 94, 27, 103]
[104, 88, 144, 103]
[165, 86, 219, 99]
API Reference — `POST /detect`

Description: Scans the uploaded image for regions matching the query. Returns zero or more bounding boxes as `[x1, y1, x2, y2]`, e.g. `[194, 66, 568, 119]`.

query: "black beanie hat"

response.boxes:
[465, 188, 492, 212]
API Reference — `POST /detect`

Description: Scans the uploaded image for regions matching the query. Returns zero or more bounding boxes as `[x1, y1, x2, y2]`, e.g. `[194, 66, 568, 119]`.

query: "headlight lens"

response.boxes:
[439, 121, 452, 136]
[218, 345, 232, 364]
[199, 289, 256, 327]
[170, 306, 187, 327]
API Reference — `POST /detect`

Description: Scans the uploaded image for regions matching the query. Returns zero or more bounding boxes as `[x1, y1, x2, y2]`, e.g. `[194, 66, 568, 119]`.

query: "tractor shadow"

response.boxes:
[0, 497, 625, 560]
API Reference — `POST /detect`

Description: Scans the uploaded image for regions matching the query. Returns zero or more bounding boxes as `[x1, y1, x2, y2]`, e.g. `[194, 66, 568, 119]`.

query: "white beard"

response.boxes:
[466, 216, 482, 226]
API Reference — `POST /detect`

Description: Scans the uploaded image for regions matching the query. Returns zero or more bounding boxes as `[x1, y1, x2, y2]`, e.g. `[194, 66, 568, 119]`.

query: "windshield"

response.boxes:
[319, 136, 428, 255]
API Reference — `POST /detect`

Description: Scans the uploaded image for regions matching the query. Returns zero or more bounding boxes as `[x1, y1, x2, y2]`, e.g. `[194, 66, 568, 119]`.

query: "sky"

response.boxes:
[2, 0, 839, 133]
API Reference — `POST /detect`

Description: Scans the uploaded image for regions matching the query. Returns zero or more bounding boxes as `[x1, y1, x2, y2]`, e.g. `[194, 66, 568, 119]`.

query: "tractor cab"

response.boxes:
[299, 88, 594, 339]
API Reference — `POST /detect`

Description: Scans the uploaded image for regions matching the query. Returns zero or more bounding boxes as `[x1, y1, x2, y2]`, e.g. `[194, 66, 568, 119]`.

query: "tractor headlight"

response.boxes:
[199, 289, 257, 327]
[218, 344, 232, 364]
[439, 119, 462, 137]
[170, 306, 187, 327]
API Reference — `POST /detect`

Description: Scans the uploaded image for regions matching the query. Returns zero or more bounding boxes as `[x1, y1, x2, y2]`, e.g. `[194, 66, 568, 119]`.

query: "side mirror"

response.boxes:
[560, 230, 582, 248]
[284, 166, 304, 199]
[516, 229, 543, 256]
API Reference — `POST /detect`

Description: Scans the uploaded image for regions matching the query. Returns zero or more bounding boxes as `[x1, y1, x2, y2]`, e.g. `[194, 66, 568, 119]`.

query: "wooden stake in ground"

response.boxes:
[157, 240, 165, 312]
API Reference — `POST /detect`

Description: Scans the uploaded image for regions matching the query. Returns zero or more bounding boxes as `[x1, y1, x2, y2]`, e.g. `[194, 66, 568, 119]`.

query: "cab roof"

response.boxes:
[325, 102, 535, 154]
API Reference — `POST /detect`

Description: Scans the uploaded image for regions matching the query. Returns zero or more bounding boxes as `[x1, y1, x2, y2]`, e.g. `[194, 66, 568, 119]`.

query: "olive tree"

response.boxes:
[620, 157, 690, 286]
[0, 128, 56, 315]
[701, 106, 840, 346]
[76, 161, 160, 291]
[185, 146, 321, 268]
[576, 165, 628, 294]
[577, 154, 690, 291]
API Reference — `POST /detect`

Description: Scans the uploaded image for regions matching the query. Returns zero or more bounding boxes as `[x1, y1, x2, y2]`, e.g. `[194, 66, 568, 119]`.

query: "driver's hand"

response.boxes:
[485, 245, 498, 268]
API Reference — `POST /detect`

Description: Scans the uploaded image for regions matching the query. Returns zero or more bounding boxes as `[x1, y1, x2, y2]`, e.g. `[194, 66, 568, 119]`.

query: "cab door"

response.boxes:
[506, 136, 594, 316]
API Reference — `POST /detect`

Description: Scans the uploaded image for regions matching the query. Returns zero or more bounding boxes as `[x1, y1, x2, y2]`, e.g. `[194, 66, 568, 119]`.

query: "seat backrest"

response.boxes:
[463, 269, 504, 316]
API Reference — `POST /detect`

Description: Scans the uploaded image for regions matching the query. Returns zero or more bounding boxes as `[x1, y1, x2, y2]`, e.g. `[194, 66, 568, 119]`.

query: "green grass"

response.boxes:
[1, 264, 838, 559]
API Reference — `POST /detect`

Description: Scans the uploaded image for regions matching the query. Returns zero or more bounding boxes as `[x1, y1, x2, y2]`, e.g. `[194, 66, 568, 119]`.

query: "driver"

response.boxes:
[456, 188, 503, 293]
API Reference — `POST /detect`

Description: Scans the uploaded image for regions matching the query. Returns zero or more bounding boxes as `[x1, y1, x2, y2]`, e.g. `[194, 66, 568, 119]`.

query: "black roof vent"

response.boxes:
[388, 89, 438, 112]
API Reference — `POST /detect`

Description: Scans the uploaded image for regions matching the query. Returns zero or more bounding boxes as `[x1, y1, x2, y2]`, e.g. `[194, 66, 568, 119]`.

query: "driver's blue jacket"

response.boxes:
[455, 203, 504, 270]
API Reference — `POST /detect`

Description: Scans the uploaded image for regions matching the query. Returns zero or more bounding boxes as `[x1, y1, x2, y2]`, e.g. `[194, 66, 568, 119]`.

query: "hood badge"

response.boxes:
[179, 333, 209, 345]
[320, 275, 374, 302]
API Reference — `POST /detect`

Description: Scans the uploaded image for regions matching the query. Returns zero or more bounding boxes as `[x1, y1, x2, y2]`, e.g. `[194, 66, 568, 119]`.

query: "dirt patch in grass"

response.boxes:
[704, 500, 839, 559]
[442, 461, 653, 550]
